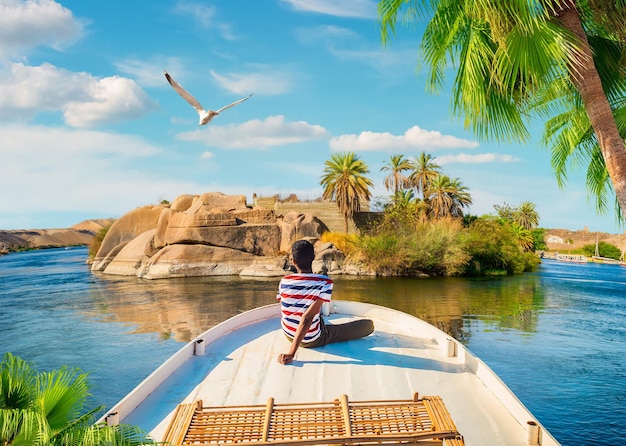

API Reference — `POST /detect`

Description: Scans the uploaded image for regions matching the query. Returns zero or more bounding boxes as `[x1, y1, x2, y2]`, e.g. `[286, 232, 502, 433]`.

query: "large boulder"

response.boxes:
[278, 211, 328, 253]
[138, 244, 287, 279]
[100, 229, 156, 276]
[92, 205, 164, 271]
[92, 192, 332, 278]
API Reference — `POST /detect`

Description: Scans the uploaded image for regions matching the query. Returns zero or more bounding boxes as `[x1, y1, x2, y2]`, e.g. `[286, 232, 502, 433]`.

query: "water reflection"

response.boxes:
[82, 271, 545, 344]
[84, 274, 279, 342]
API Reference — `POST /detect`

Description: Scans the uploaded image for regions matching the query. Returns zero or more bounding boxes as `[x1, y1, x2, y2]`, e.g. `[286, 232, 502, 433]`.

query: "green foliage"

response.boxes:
[88, 224, 111, 260]
[320, 152, 374, 233]
[531, 228, 547, 251]
[158, 195, 170, 205]
[0, 352, 153, 446]
[380, 154, 412, 194]
[328, 186, 539, 276]
[379, 0, 626, 224]
[581, 241, 622, 259]
[460, 218, 535, 276]
[353, 219, 469, 276]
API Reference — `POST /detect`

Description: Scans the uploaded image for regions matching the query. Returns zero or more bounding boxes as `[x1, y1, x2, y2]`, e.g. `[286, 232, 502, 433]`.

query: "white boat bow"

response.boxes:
[101, 301, 559, 446]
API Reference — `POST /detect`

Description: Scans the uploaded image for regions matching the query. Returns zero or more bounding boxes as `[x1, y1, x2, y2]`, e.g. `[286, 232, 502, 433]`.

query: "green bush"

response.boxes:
[581, 241, 622, 259]
[460, 218, 532, 276]
[531, 228, 547, 251]
[88, 224, 111, 260]
[352, 219, 469, 276]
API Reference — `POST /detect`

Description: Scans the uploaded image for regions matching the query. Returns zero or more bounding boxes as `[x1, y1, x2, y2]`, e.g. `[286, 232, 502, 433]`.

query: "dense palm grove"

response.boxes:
[320, 151, 544, 276]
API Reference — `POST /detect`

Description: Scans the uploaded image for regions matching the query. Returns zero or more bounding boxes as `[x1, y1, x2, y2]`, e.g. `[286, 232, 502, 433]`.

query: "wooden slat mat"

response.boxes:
[163, 393, 464, 445]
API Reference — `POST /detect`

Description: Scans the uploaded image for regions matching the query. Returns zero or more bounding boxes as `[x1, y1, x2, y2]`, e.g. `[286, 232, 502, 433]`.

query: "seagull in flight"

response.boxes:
[164, 71, 253, 126]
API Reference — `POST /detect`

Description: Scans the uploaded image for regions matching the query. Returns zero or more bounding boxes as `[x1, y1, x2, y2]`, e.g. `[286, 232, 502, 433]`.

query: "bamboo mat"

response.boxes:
[162, 392, 464, 445]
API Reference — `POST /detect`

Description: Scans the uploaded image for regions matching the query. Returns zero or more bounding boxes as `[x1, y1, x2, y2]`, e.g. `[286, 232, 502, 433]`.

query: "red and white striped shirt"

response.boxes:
[276, 273, 333, 343]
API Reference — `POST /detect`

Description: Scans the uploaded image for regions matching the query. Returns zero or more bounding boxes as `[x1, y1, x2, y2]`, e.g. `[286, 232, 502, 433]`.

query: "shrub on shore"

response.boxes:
[329, 215, 539, 277]
[88, 224, 111, 261]
[350, 219, 469, 276]
[461, 218, 539, 275]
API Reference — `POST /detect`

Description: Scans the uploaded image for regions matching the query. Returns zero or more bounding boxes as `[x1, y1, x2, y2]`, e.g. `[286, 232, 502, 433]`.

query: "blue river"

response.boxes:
[1, 247, 624, 445]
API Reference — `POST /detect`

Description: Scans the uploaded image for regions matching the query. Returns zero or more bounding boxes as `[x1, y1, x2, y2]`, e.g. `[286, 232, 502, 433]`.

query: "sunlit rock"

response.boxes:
[92, 192, 331, 278]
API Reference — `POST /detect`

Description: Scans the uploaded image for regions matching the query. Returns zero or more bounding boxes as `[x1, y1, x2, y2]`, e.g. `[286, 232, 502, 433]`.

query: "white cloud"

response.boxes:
[174, 2, 237, 40]
[330, 125, 479, 152]
[0, 63, 155, 127]
[295, 25, 416, 77]
[209, 68, 293, 95]
[200, 151, 214, 159]
[116, 58, 185, 87]
[328, 46, 417, 72]
[435, 153, 519, 165]
[295, 25, 358, 44]
[280, 0, 377, 19]
[0, 0, 84, 58]
[0, 125, 172, 216]
[177, 115, 329, 148]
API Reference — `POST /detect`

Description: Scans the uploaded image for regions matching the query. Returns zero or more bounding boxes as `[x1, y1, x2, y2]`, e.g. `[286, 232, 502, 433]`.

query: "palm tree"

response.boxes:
[512, 201, 540, 230]
[379, 0, 626, 221]
[510, 223, 535, 252]
[380, 154, 412, 195]
[320, 152, 374, 233]
[425, 174, 472, 219]
[409, 152, 441, 200]
[0, 352, 153, 446]
[392, 189, 415, 208]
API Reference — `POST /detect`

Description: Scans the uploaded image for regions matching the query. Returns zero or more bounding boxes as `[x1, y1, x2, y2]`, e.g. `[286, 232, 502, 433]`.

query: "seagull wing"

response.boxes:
[164, 71, 205, 113]
[215, 93, 254, 114]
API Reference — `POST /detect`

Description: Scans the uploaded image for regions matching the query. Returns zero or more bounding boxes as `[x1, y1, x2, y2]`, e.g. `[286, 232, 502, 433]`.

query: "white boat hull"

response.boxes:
[101, 301, 559, 446]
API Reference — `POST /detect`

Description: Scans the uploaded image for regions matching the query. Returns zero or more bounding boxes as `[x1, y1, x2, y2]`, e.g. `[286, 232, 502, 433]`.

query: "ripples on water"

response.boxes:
[1, 248, 625, 445]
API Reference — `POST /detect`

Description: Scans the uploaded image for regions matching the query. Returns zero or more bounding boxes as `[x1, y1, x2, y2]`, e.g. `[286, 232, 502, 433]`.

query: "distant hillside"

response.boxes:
[1, 218, 624, 256]
[545, 228, 626, 251]
[0, 218, 115, 255]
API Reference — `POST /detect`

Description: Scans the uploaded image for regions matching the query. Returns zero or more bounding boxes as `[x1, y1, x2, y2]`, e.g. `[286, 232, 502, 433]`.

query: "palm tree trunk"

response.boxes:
[555, 1, 626, 217]
[344, 215, 349, 234]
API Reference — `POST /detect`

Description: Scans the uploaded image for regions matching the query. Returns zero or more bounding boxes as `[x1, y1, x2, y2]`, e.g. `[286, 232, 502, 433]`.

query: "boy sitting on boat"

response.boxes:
[277, 240, 374, 365]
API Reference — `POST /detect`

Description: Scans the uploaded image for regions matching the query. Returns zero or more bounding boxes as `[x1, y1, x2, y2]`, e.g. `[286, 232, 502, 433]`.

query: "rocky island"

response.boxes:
[91, 192, 350, 278]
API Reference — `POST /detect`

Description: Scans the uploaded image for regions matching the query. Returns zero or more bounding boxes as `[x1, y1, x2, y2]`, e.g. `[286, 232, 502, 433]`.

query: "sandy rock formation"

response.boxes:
[91, 192, 330, 278]
[0, 218, 115, 254]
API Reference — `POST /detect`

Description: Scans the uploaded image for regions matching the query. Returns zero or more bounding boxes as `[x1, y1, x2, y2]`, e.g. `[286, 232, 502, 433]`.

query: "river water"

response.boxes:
[1, 247, 624, 445]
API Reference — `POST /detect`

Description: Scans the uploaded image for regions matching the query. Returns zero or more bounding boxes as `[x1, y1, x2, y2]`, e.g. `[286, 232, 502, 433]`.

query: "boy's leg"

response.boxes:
[301, 318, 374, 348]
[322, 318, 374, 345]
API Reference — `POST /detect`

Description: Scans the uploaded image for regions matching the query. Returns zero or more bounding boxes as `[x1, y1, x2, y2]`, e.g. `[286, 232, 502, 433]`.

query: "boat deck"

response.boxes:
[114, 302, 553, 446]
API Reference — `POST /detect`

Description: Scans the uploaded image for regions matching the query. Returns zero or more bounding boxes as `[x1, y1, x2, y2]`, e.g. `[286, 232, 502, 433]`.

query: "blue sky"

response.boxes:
[1, 0, 623, 234]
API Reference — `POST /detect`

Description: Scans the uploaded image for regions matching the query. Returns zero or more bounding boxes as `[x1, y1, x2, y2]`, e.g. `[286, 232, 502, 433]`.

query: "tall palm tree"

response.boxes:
[425, 174, 472, 219]
[379, 0, 626, 222]
[0, 352, 152, 446]
[409, 152, 442, 200]
[512, 201, 540, 230]
[320, 152, 374, 233]
[380, 154, 412, 195]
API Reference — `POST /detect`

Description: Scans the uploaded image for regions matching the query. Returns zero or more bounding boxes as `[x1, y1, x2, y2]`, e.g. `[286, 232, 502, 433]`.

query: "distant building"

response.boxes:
[547, 235, 565, 244]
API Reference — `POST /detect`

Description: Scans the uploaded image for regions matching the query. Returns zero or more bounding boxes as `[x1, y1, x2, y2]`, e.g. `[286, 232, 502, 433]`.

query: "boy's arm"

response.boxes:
[278, 299, 323, 365]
